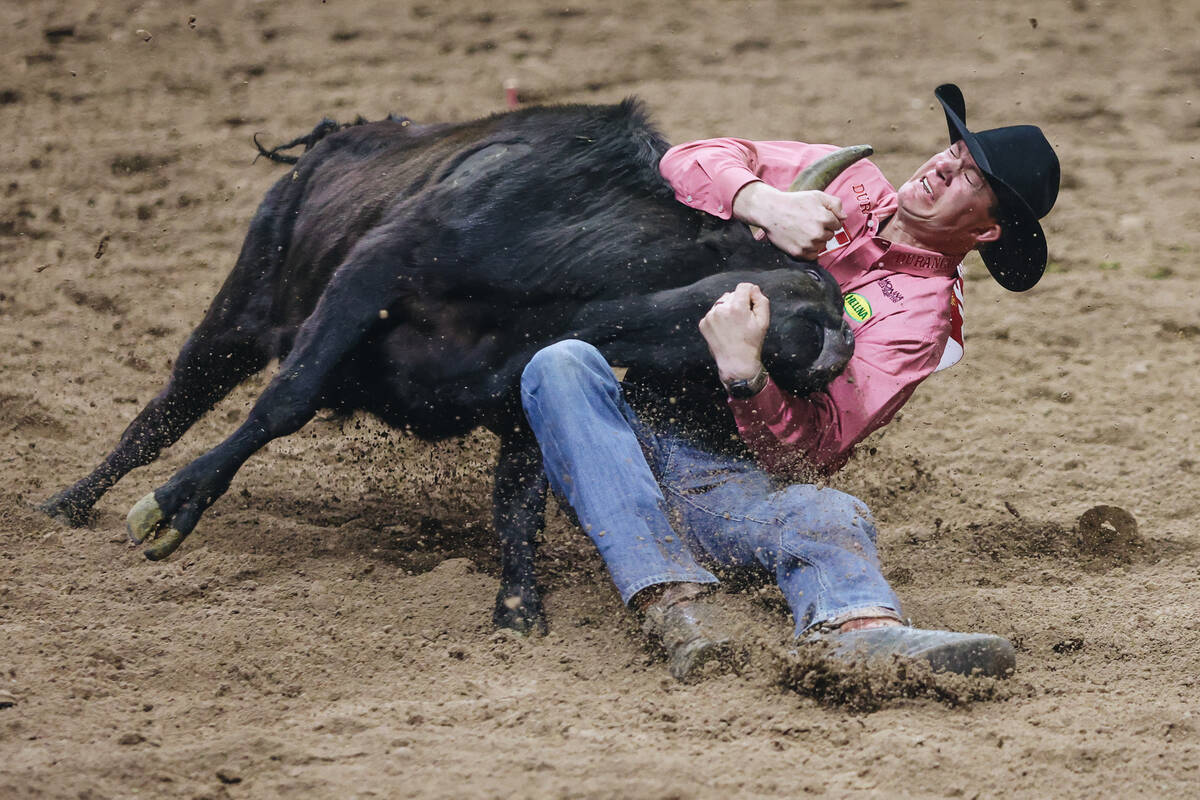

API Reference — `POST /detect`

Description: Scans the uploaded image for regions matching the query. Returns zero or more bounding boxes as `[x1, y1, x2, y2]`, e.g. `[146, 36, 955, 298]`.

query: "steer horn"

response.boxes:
[748, 144, 874, 239]
[787, 144, 874, 192]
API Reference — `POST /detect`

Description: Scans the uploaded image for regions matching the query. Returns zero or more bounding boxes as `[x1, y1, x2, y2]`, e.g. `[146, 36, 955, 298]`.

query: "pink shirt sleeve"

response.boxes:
[727, 312, 944, 477]
[659, 138, 837, 220]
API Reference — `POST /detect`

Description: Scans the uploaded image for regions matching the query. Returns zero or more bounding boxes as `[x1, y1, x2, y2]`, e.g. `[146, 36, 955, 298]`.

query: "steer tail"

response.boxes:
[253, 118, 345, 164]
[252, 113, 415, 164]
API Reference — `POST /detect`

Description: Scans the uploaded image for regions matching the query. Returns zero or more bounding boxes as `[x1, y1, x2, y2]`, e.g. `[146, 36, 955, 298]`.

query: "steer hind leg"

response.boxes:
[492, 426, 549, 634]
[39, 195, 299, 527]
[41, 317, 271, 526]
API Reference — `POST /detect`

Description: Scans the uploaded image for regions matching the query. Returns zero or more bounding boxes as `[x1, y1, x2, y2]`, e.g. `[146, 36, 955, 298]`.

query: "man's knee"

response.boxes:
[826, 488, 874, 530]
[521, 339, 610, 392]
[777, 485, 877, 542]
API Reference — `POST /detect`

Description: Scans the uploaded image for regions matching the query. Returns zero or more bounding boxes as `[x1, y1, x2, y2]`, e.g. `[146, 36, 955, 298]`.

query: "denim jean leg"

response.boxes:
[660, 439, 900, 635]
[768, 485, 901, 634]
[520, 341, 717, 603]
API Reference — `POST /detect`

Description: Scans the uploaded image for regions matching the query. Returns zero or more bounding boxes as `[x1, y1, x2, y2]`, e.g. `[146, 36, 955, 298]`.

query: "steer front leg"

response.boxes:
[491, 427, 549, 634]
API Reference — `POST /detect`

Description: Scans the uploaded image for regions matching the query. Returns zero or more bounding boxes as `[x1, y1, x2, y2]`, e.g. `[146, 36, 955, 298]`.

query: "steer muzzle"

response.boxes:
[761, 310, 855, 398]
[809, 320, 855, 380]
[756, 263, 855, 397]
[781, 319, 853, 396]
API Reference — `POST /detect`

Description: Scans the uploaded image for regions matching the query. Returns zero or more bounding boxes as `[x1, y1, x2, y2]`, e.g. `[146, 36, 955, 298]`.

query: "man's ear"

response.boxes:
[973, 222, 1002, 244]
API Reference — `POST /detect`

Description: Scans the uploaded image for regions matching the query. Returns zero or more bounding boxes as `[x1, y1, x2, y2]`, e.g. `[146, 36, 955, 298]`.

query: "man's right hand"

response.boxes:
[731, 181, 846, 261]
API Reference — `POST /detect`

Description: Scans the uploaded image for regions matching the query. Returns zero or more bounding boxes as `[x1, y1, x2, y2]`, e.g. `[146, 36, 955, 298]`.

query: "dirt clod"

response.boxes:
[1076, 505, 1141, 558]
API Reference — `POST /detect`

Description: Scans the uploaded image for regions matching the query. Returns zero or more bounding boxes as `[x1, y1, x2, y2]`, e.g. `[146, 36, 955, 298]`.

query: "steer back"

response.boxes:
[256, 100, 696, 333]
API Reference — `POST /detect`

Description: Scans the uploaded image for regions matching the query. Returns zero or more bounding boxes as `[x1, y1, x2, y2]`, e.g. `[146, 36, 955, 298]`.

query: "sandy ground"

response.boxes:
[3, 0, 1200, 797]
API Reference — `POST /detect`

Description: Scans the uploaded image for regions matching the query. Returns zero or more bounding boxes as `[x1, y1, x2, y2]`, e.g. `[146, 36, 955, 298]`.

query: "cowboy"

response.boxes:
[519, 84, 1060, 679]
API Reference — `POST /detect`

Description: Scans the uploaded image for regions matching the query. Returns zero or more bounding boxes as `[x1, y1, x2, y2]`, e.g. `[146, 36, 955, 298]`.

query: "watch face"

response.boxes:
[726, 368, 768, 398]
[727, 379, 757, 399]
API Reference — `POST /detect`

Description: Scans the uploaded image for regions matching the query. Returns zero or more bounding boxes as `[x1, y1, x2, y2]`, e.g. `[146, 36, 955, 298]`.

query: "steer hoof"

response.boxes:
[493, 588, 548, 636]
[38, 491, 94, 527]
[127, 492, 190, 561]
[143, 527, 188, 561]
[126, 492, 165, 544]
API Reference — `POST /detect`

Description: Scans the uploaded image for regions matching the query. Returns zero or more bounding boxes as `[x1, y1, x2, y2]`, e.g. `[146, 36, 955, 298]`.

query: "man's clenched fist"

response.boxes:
[699, 282, 771, 385]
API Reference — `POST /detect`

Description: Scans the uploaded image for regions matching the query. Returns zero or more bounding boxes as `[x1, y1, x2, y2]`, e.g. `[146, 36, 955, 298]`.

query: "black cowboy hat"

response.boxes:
[934, 83, 1060, 292]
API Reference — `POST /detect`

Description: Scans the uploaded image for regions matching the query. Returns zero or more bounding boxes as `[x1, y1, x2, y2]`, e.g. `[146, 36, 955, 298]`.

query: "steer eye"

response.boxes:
[804, 267, 824, 282]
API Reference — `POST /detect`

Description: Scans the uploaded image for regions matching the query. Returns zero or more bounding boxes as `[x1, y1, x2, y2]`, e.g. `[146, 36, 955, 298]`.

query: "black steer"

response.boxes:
[41, 99, 858, 633]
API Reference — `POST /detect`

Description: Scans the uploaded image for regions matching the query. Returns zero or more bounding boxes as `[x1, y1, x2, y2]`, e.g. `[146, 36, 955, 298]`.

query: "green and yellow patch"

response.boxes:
[843, 292, 872, 323]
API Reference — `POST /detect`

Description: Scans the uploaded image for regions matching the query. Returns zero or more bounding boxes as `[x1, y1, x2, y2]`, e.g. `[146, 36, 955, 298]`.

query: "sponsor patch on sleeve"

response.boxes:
[843, 292, 872, 323]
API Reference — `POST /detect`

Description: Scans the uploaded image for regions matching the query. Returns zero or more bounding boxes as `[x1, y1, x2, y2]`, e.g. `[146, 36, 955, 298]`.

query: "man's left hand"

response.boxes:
[699, 283, 770, 385]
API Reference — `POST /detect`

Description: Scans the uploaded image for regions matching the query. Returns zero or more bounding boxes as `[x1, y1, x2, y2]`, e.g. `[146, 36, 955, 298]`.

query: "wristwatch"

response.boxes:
[723, 367, 769, 399]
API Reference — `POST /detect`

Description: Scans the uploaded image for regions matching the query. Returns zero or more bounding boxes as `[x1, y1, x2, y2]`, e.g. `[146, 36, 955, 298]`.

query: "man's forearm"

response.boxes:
[730, 180, 770, 227]
[729, 181, 845, 260]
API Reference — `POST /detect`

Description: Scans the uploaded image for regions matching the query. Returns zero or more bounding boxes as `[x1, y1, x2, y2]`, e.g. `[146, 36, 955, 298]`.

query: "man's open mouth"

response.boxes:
[921, 177, 933, 195]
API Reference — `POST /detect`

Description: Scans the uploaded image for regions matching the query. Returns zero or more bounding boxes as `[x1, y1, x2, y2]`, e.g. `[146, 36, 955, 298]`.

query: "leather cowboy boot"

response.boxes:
[636, 582, 742, 681]
[804, 623, 1016, 678]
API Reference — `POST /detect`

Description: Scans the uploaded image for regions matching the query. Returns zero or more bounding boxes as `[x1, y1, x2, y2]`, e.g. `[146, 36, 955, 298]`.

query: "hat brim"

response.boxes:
[935, 84, 1048, 292]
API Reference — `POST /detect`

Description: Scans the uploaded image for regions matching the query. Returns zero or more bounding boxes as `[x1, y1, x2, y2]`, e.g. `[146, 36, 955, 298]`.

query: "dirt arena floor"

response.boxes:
[3, 0, 1199, 797]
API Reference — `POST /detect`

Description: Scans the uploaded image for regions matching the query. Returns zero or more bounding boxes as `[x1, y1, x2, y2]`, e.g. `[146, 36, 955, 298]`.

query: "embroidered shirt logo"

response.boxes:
[878, 277, 903, 303]
[850, 183, 873, 215]
[893, 252, 958, 273]
[843, 292, 872, 323]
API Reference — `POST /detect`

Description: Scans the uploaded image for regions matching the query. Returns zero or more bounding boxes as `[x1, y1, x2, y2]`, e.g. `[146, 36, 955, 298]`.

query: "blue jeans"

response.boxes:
[519, 340, 901, 635]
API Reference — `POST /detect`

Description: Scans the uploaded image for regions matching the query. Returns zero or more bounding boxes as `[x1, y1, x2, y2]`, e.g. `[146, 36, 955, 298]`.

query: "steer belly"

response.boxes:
[334, 295, 571, 438]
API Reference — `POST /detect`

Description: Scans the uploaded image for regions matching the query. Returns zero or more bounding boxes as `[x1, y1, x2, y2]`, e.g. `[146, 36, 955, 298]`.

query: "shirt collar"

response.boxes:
[819, 208, 963, 281]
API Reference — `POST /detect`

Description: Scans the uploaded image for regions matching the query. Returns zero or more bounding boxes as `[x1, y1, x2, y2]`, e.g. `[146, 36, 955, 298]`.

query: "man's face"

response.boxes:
[894, 140, 1002, 254]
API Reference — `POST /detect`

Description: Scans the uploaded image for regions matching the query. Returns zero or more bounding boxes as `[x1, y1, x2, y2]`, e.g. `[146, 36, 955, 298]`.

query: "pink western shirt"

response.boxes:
[659, 138, 966, 477]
